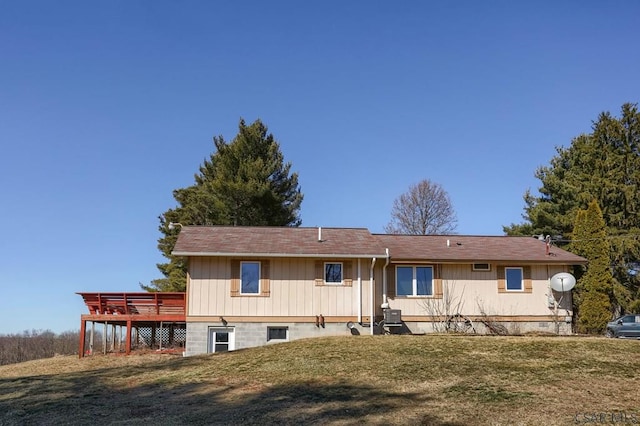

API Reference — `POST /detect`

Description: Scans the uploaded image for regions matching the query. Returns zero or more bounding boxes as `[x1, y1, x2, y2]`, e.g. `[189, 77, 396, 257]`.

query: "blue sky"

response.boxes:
[1, 1, 638, 334]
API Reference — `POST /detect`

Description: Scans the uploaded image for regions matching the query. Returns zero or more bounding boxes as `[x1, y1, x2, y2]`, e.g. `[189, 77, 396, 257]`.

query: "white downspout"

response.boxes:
[370, 257, 376, 335]
[382, 248, 390, 309]
[357, 258, 362, 323]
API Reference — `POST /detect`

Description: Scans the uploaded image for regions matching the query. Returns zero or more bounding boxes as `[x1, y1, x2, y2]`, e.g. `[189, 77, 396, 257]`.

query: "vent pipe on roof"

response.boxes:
[318, 227, 322, 242]
[447, 239, 450, 247]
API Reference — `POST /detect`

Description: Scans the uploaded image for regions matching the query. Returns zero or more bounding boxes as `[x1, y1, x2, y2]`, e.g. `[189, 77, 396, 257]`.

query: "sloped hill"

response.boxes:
[1, 335, 639, 425]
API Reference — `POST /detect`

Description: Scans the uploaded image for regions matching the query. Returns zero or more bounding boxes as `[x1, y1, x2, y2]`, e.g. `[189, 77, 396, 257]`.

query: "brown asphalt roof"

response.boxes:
[172, 226, 388, 258]
[375, 234, 587, 264]
[172, 226, 587, 264]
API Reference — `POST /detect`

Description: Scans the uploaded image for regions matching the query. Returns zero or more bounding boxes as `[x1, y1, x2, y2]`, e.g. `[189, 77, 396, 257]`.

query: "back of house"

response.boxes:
[173, 226, 586, 356]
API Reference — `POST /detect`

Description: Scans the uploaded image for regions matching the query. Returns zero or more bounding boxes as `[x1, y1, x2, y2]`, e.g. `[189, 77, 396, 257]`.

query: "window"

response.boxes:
[396, 266, 433, 296]
[473, 263, 491, 271]
[267, 327, 288, 342]
[241, 261, 260, 294]
[497, 265, 532, 293]
[621, 315, 636, 324]
[505, 267, 523, 291]
[315, 260, 353, 286]
[231, 259, 270, 297]
[325, 262, 343, 284]
[208, 327, 235, 353]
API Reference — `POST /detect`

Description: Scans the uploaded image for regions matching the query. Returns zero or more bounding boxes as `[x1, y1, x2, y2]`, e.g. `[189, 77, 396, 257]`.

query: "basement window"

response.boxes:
[267, 327, 288, 342]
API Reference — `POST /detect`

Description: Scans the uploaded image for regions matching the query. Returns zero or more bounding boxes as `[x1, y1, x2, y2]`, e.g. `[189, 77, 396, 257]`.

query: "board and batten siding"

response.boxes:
[187, 257, 373, 317]
[386, 264, 571, 317]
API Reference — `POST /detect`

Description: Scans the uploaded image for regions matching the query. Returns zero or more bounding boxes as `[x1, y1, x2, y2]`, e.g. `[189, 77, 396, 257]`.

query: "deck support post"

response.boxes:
[110, 324, 116, 351]
[125, 319, 132, 355]
[151, 323, 156, 349]
[89, 322, 95, 355]
[102, 322, 107, 354]
[79, 318, 86, 358]
[118, 325, 123, 352]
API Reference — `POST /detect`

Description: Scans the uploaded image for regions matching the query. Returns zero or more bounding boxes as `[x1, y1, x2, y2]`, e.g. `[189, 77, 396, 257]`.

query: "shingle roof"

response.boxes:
[375, 234, 586, 264]
[172, 226, 587, 264]
[172, 226, 388, 258]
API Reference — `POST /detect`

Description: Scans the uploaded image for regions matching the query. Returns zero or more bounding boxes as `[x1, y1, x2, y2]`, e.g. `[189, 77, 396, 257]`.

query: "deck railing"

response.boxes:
[77, 292, 186, 317]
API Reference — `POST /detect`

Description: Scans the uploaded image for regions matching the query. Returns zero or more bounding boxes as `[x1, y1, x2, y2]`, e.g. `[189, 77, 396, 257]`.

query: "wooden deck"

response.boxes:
[77, 292, 186, 357]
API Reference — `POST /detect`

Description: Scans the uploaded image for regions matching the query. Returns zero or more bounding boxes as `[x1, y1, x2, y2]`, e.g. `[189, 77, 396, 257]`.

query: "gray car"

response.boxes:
[605, 314, 640, 338]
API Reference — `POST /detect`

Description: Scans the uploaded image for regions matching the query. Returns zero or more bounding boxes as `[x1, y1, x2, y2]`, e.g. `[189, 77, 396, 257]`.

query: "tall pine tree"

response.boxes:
[144, 119, 303, 292]
[505, 103, 640, 314]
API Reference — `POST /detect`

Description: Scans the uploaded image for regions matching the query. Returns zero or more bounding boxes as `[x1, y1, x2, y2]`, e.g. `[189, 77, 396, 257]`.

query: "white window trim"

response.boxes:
[208, 327, 235, 353]
[240, 261, 261, 295]
[505, 267, 524, 292]
[324, 262, 343, 285]
[473, 263, 491, 271]
[396, 265, 434, 297]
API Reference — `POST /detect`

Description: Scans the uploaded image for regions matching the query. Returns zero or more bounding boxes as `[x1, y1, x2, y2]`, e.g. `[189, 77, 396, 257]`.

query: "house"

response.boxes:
[172, 226, 587, 356]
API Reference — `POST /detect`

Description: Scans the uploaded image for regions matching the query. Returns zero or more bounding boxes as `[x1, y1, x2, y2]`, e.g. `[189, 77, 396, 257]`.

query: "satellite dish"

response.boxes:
[550, 272, 576, 292]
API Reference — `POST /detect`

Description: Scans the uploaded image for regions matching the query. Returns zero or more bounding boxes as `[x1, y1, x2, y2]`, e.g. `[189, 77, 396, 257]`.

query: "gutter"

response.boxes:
[172, 251, 388, 259]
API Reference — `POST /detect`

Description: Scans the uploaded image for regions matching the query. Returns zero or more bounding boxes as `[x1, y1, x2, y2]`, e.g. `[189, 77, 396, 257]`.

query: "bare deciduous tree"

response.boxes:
[0, 329, 80, 365]
[420, 281, 474, 333]
[385, 179, 457, 235]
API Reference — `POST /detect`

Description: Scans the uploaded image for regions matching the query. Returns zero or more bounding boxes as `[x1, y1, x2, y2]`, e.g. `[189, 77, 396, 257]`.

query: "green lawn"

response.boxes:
[1, 335, 639, 425]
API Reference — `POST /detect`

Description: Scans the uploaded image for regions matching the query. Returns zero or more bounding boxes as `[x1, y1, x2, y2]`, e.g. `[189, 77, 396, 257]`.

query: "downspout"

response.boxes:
[370, 257, 376, 335]
[381, 248, 390, 309]
[357, 258, 362, 323]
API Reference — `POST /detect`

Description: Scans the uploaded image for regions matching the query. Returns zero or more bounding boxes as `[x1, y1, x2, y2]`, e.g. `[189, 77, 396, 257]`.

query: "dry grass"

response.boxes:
[1, 335, 639, 425]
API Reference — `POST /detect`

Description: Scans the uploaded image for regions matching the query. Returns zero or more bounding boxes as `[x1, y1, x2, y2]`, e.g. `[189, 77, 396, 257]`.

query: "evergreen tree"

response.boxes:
[144, 119, 303, 292]
[570, 201, 614, 333]
[505, 103, 640, 313]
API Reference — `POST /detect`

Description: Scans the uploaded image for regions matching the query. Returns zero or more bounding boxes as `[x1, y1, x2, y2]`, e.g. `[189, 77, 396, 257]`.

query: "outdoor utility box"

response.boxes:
[384, 309, 402, 325]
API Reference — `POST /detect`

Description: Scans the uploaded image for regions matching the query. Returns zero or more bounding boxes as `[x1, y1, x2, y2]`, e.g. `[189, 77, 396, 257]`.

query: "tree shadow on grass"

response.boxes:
[0, 358, 464, 426]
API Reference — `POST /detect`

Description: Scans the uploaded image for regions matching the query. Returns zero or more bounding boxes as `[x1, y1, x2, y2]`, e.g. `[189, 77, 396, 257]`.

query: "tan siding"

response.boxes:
[386, 266, 396, 298]
[188, 258, 565, 321]
[433, 264, 443, 298]
[344, 260, 353, 287]
[386, 264, 568, 317]
[275, 258, 286, 315]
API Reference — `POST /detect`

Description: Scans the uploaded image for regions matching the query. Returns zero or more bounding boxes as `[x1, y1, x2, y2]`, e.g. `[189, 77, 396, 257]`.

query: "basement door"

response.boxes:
[208, 327, 235, 353]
